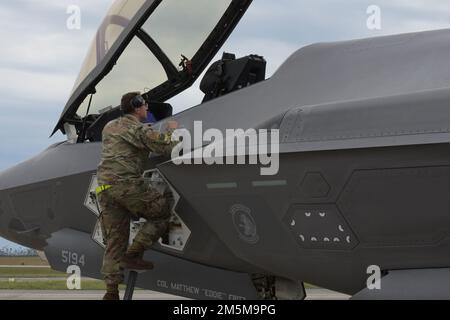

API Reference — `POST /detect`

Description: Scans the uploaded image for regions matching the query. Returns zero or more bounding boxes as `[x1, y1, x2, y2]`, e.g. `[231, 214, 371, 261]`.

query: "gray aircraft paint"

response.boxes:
[2, 1, 450, 299]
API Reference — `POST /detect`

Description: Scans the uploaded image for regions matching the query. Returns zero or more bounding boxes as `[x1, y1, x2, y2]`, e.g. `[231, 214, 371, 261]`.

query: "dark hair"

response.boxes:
[121, 92, 141, 114]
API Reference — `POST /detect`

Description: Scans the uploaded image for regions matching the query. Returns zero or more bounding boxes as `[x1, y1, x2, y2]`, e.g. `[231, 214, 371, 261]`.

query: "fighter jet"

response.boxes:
[3, 0, 450, 300]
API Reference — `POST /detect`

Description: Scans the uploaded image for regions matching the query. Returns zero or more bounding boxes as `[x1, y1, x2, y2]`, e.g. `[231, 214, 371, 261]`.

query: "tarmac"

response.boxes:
[0, 289, 350, 300]
[0, 264, 351, 300]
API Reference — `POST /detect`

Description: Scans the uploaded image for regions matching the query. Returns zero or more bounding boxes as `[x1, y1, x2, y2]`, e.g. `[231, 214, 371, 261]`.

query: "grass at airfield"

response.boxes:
[0, 256, 49, 266]
[0, 279, 130, 290]
[0, 267, 65, 278]
[0, 256, 316, 291]
[0, 256, 108, 290]
[0, 257, 64, 278]
[0, 280, 113, 290]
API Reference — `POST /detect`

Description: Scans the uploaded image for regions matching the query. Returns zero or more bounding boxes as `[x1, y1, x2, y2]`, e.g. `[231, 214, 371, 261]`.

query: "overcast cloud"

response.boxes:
[1, 0, 450, 248]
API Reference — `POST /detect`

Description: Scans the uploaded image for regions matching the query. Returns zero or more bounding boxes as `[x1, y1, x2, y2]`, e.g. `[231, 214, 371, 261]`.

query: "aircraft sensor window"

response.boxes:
[142, 0, 232, 68]
[76, 36, 168, 118]
[72, 0, 146, 93]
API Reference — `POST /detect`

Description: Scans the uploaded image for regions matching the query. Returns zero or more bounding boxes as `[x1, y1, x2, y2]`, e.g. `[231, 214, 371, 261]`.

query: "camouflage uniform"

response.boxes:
[96, 114, 174, 285]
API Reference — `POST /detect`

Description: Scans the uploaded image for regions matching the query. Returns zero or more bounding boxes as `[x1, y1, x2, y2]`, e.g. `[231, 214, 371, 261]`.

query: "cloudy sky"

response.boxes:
[1, 0, 450, 248]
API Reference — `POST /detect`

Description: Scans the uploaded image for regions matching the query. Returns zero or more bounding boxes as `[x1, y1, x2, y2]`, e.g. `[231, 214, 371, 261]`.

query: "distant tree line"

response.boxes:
[0, 246, 38, 257]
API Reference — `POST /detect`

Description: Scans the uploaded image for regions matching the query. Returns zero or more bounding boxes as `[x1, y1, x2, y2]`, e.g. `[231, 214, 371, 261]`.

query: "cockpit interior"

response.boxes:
[55, 0, 265, 143]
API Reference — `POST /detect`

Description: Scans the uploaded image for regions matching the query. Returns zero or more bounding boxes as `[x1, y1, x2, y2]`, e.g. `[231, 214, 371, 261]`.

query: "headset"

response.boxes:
[130, 95, 147, 109]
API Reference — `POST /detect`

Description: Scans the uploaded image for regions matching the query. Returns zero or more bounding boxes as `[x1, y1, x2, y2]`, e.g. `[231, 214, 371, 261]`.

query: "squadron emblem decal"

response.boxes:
[230, 204, 259, 244]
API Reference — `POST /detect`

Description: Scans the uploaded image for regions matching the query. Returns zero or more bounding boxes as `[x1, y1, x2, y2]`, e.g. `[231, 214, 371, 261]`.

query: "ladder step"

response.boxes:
[124, 271, 138, 300]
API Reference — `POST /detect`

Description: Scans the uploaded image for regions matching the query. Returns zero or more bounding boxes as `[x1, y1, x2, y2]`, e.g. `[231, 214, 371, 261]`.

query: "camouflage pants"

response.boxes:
[97, 180, 171, 285]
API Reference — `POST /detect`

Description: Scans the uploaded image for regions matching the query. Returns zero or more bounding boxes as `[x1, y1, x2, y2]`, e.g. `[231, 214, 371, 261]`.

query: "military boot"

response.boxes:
[103, 284, 120, 300]
[121, 243, 154, 271]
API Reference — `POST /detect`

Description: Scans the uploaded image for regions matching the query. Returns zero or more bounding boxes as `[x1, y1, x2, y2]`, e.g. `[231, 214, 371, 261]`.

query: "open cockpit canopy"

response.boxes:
[53, 0, 252, 135]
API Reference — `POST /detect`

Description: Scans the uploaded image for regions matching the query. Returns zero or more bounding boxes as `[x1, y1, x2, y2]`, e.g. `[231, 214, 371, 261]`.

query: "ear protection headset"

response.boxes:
[130, 95, 146, 109]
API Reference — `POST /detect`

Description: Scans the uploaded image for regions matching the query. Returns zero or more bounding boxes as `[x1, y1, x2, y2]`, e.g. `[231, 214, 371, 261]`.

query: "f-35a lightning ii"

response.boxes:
[2, 0, 450, 299]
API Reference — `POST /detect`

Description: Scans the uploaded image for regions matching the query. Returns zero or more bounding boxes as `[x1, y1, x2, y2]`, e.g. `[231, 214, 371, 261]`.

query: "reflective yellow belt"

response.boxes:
[95, 185, 112, 195]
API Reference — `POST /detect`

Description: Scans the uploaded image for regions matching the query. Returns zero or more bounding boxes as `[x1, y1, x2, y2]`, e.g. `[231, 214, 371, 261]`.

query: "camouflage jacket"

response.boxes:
[97, 114, 174, 185]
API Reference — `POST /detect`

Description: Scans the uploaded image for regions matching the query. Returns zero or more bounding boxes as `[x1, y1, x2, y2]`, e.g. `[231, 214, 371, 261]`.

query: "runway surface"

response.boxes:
[0, 289, 350, 300]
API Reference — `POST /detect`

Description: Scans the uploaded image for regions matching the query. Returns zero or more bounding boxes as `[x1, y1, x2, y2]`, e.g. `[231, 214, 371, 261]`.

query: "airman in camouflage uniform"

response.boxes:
[96, 92, 176, 300]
